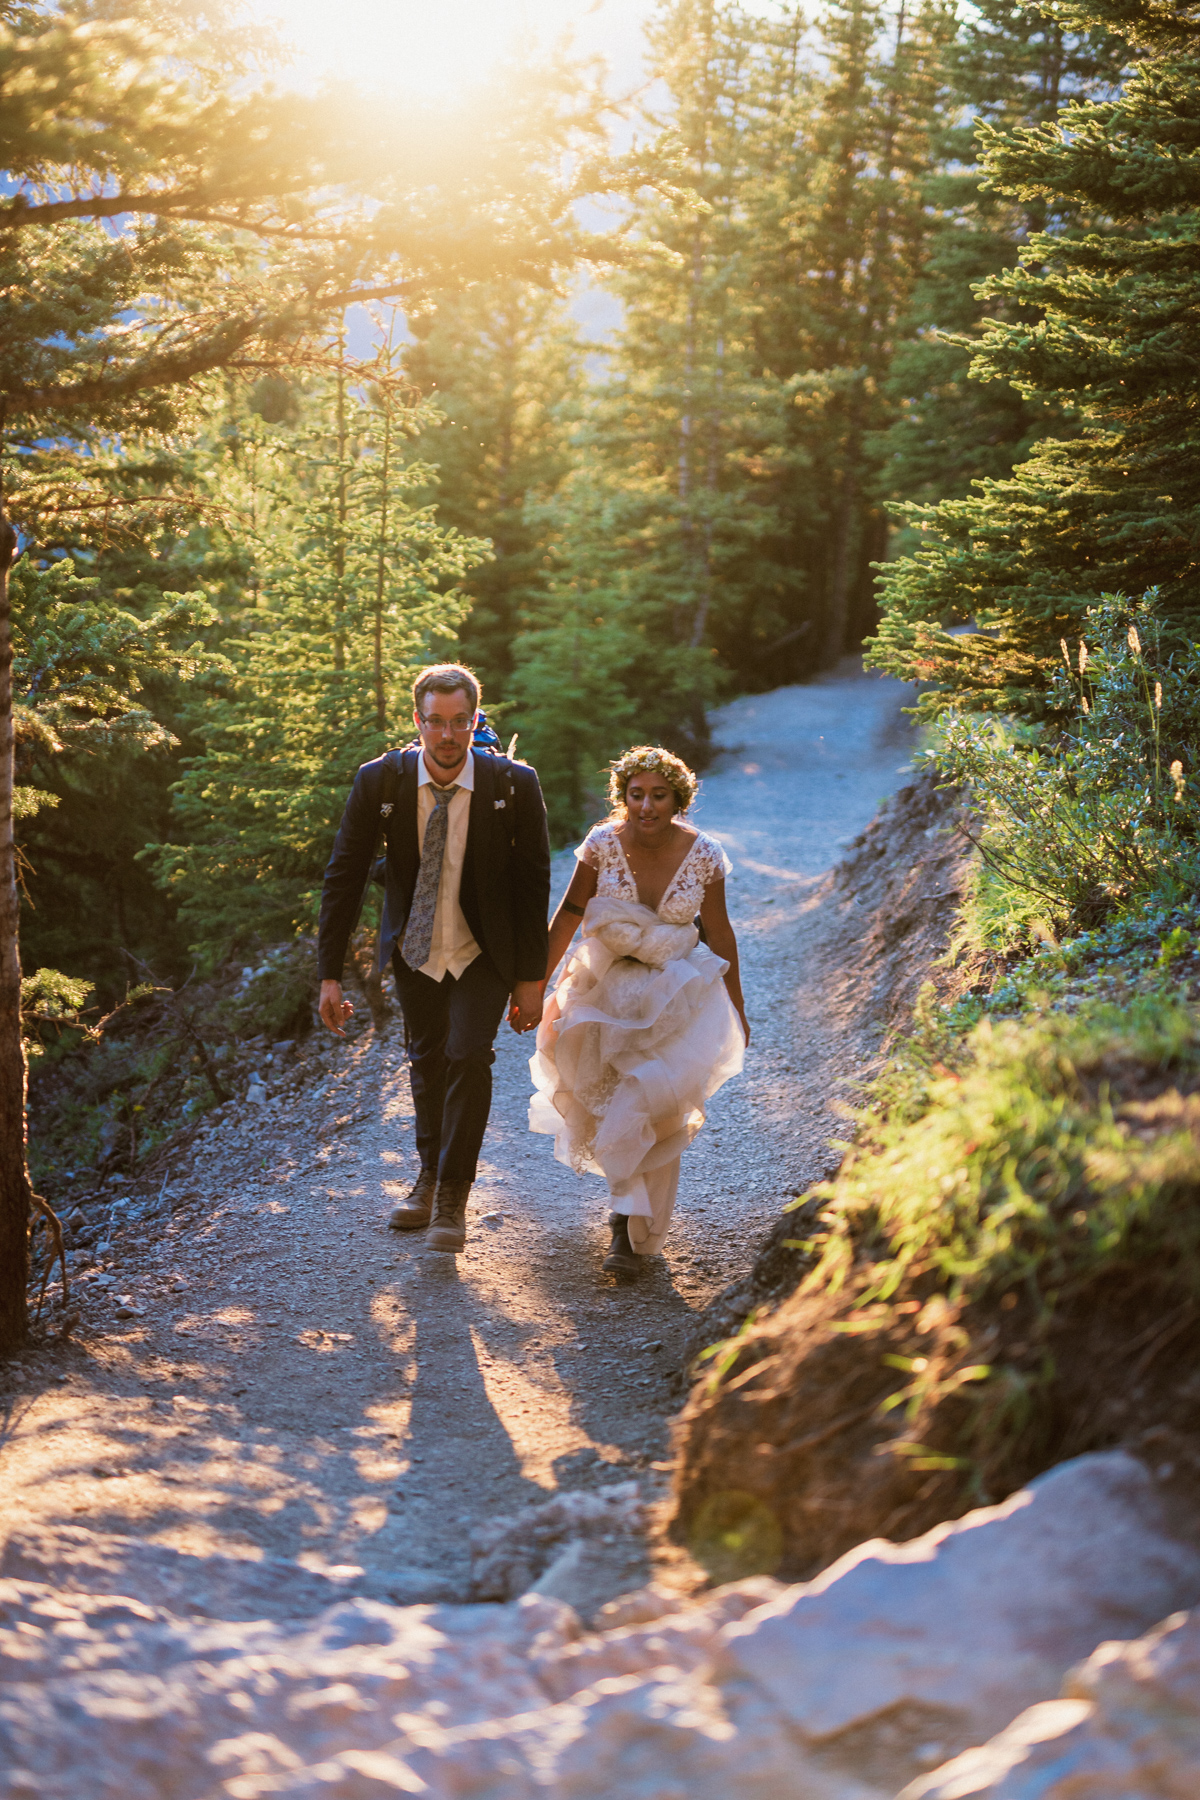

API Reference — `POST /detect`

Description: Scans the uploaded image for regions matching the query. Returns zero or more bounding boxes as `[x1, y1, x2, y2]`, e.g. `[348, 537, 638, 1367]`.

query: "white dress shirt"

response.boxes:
[415, 752, 481, 981]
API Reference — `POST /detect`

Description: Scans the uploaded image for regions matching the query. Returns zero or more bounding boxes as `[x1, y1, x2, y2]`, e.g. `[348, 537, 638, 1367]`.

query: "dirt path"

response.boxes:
[0, 659, 915, 1617]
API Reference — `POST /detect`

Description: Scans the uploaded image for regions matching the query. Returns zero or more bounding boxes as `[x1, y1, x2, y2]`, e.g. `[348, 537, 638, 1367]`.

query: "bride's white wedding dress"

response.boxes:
[528, 823, 745, 1255]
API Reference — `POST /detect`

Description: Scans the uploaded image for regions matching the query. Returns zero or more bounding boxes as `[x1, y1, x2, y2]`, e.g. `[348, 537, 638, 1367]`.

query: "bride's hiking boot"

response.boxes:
[603, 1212, 640, 1277]
[388, 1169, 437, 1232]
[428, 1179, 471, 1253]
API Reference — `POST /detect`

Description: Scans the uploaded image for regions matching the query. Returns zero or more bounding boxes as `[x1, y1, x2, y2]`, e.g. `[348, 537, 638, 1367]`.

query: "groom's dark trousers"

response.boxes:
[392, 951, 510, 1182]
[317, 745, 550, 1185]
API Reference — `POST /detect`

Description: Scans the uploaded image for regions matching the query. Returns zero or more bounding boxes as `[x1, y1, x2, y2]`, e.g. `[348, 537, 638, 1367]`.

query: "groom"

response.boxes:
[316, 663, 550, 1253]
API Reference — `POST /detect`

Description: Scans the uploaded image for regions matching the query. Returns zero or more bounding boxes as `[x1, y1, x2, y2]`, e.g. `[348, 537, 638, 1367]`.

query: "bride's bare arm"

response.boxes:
[699, 880, 750, 1045]
[544, 861, 599, 989]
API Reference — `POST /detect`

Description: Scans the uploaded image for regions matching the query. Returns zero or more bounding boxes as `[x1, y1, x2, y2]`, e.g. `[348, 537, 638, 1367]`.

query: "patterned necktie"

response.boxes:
[401, 784, 458, 970]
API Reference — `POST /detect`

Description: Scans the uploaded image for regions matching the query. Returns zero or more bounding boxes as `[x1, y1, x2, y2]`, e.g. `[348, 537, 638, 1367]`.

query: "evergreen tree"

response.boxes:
[878, 0, 1129, 512]
[869, 0, 1200, 720]
[0, 0, 683, 1348]
[774, 0, 957, 665]
[154, 350, 489, 950]
[505, 0, 955, 831]
[14, 560, 221, 995]
[401, 283, 585, 695]
[511, 0, 806, 828]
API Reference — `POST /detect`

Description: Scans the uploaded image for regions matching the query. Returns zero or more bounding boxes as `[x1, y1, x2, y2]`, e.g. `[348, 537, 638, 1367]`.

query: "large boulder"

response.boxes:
[1, 1451, 1197, 1799]
[710, 1450, 1200, 1759]
[900, 1608, 1200, 1798]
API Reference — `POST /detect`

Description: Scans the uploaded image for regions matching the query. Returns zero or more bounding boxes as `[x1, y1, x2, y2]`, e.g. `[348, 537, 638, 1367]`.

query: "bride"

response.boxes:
[528, 746, 749, 1277]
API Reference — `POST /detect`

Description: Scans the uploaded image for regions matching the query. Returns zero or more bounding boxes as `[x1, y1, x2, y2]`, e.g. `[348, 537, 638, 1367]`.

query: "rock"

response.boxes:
[3, 1454, 1199, 1800]
[711, 1451, 1200, 1764]
[470, 1480, 645, 1601]
[367, 1567, 467, 1607]
[0, 1585, 579, 1800]
[901, 1608, 1200, 1798]
[0, 1525, 375, 1621]
[594, 1583, 706, 1630]
[529, 1536, 646, 1618]
[96, 1120, 122, 1159]
[0, 1525, 468, 1620]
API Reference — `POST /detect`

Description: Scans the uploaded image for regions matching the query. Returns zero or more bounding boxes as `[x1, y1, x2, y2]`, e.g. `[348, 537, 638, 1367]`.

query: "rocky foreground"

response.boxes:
[3, 1449, 1200, 1798]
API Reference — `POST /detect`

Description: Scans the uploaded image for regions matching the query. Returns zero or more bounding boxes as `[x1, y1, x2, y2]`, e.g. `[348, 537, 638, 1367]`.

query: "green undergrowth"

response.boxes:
[931, 597, 1200, 956]
[25, 933, 330, 1204]
[798, 992, 1200, 1311]
[779, 955, 1200, 1496]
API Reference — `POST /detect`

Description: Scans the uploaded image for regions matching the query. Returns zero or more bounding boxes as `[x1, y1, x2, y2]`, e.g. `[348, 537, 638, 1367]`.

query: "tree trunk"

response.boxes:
[333, 320, 347, 674]
[821, 405, 862, 669]
[373, 402, 391, 735]
[821, 0, 906, 672]
[0, 517, 30, 1355]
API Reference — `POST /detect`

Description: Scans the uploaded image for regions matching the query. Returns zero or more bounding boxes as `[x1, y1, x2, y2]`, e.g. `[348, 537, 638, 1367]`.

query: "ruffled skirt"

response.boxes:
[528, 896, 745, 1255]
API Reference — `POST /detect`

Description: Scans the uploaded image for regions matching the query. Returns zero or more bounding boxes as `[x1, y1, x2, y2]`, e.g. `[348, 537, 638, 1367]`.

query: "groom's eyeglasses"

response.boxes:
[418, 712, 475, 735]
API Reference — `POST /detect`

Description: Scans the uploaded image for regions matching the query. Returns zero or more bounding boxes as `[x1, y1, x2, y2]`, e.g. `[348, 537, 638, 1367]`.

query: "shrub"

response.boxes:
[801, 996, 1200, 1310]
[779, 993, 1200, 1499]
[932, 594, 1200, 947]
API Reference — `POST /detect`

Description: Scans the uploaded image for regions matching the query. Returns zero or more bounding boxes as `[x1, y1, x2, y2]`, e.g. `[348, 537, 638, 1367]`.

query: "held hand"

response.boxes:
[508, 979, 544, 1035]
[319, 979, 354, 1039]
[739, 1010, 751, 1047]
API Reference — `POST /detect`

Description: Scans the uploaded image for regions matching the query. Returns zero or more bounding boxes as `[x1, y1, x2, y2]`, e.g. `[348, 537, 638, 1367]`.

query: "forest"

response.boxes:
[6, 0, 1200, 1346]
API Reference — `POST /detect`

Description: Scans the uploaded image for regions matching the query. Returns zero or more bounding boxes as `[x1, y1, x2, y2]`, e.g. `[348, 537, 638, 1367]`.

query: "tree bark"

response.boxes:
[821, 430, 861, 669]
[820, 0, 906, 672]
[372, 400, 391, 735]
[0, 516, 30, 1354]
[333, 317, 348, 675]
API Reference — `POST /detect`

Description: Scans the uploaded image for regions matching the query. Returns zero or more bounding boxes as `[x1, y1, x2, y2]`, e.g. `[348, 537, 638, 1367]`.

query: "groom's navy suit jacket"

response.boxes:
[316, 748, 551, 990]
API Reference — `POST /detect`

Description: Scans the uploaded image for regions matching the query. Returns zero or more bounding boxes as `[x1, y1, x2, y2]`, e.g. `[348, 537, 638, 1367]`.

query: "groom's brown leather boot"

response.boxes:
[428, 1179, 471, 1253]
[388, 1168, 437, 1231]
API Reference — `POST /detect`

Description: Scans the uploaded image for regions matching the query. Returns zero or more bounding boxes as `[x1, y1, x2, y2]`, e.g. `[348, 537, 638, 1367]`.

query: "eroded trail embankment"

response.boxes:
[0, 658, 917, 1616]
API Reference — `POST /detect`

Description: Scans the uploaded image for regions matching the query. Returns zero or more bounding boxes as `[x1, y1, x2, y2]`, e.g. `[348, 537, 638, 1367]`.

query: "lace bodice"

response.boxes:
[577, 823, 732, 925]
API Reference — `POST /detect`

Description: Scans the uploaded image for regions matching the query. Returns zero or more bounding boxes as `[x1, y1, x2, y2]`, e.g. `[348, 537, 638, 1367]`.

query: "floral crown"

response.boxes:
[607, 745, 698, 813]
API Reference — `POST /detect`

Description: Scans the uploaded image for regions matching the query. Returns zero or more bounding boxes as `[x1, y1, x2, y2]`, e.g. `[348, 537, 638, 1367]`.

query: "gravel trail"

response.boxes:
[0, 659, 915, 1614]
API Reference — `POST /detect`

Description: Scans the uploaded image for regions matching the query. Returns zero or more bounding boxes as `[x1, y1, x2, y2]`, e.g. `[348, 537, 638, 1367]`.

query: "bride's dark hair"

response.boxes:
[607, 745, 698, 816]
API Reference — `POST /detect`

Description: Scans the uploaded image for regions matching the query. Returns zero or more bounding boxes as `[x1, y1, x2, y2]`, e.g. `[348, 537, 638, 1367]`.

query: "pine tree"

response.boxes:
[879, 0, 1130, 511]
[503, 0, 955, 831]
[511, 0, 806, 828]
[774, 0, 957, 665]
[868, 0, 1200, 720]
[13, 557, 221, 991]
[0, 1, 679, 1349]
[401, 283, 585, 696]
[154, 350, 489, 951]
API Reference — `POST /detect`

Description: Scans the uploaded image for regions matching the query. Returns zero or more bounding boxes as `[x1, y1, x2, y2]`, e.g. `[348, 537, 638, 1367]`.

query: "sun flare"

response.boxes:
[255, 0, 646, 101]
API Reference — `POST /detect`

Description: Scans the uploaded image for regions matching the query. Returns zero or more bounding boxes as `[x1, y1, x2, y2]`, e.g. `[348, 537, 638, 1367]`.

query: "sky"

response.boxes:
[252, 0, 653, 102]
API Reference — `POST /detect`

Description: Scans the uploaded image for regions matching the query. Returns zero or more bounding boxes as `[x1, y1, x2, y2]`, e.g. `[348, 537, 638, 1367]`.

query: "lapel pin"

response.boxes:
[380, 803, 394, 817]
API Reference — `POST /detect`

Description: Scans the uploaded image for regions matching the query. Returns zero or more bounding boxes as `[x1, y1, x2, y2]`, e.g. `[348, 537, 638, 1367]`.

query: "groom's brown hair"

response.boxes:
[413, 662, 481, 715]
